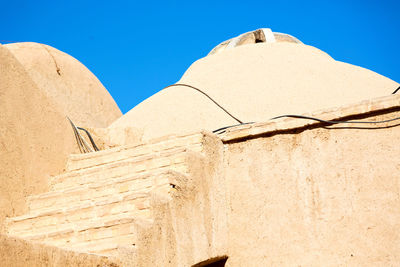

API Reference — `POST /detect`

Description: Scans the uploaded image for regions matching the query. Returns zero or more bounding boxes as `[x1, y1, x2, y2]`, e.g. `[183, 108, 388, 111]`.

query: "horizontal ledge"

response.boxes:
[219, 94, 400, 143]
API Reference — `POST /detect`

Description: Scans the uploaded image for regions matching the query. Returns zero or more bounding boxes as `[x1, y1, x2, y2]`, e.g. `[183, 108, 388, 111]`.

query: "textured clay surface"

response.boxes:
[111, 43, 398, 140]
[4, 42, 122, 128]
[224, 110, 400, 266]
[0, 44, 81, 227]
[0, 234, 120, 267]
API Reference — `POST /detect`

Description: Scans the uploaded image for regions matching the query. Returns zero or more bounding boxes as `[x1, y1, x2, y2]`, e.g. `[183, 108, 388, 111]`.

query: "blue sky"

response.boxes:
[2, 0, 399, 113]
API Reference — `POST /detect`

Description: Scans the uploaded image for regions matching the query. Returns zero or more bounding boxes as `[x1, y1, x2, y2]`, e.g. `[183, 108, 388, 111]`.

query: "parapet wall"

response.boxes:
[2, 94, 398, 266]
[113, 94, 400, 266]
[0, 234, 120, 267]
[222, 95, 400, 266]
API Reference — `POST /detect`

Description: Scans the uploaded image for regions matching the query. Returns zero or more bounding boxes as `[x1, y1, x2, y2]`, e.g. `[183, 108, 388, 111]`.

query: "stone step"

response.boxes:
[29, 170, 173, 214]
[6, 190, 153, 238]
[66, 133, 203, 172]
[4, 134, 205, 257]
[17, 213, 151, 256]
[98, 237, 139, 259]
[69, 232, 138, 255]
[6, 170, 180, 243]
[51, 217, 152, 254]
[50, 147, 193, 191]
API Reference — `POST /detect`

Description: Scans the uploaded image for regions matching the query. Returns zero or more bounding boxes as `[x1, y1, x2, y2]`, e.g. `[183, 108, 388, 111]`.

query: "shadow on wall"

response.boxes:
[192, 256, 228, 267]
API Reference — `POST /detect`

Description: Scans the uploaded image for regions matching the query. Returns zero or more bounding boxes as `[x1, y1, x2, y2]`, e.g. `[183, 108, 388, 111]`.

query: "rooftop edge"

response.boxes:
[219, 94, 400, 143]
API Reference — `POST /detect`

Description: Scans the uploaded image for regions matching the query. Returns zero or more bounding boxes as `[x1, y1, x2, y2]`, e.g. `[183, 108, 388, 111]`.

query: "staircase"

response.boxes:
[5, 133, 204, 257]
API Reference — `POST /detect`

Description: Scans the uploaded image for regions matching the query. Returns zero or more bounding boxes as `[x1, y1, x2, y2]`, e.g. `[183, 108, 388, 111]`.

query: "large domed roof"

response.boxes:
[111, 31, 398, 141]
[4, 42, 122, 127]
[0, 42, 123, 223]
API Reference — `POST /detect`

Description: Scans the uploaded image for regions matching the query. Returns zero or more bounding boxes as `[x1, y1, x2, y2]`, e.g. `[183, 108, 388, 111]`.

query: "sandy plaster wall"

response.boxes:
[131, 133, 229, 266]
[0, 234, 120, 267]
[0, 44, 79, 228]
[223, 109, 400, 266]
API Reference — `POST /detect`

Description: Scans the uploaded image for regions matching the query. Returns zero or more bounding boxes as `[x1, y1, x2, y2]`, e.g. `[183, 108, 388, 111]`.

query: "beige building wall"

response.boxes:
[0, 44, 80, 228]
[1, 31, 399, 266]
[130, 96, 400, 266]
[221, 102, 400, 266]
[0, 234, 120, 267]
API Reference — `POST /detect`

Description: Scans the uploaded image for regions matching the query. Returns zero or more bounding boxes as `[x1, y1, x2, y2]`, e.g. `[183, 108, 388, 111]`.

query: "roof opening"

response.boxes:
[192, 256, 228, 267]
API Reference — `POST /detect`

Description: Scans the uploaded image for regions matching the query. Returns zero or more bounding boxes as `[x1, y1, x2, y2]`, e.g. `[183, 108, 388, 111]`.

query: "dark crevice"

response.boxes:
[223, 106, 400, 144]
[192, 256, 228, 267]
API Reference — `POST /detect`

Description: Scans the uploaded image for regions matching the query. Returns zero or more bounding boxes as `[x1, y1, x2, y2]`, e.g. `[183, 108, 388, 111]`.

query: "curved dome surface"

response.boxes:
[4, 42, 122, 127]
[0, 43, 79, 224]
[208, 28, 303, 56]
[111, 42, 398, 141]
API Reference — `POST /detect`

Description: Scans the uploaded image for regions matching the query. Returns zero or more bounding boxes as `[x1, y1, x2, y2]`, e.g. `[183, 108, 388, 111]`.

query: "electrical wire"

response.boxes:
[270, 114, 400, 124]
[67, 117, 100, 153]
[213, 113, 400, 134]
[67, 117, 93, 153]
[77, 127, 99, 151]
[163, 83, 243, 123]
[163, 83, 399, 133]
[212, 122, 254, 133]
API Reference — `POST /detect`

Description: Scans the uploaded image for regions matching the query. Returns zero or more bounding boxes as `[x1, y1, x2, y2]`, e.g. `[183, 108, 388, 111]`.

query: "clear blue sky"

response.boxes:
[2, 0, 399, 113]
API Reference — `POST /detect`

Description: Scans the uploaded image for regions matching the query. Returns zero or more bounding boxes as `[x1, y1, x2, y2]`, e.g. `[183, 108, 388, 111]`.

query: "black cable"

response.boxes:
[163, 83, 243, 123]
[212, 122, 254, 133]
[213, 113, 400, 134]
[67, 117, 85, 153]
[270, 114, 400, 124]
[213, 112, 400, 133]
[67, 117, 99, 152]
[162, 83, 399, 133]
[77, 127, 100, 151]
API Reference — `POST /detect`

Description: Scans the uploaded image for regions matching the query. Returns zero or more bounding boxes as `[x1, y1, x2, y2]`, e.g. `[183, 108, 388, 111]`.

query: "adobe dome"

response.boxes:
[0, 44, 78, 224]
[111, 31, 398, 141]
[0, 42, 121, 225]
[208, 28, 302, 56]
[4, 42, 122, 127]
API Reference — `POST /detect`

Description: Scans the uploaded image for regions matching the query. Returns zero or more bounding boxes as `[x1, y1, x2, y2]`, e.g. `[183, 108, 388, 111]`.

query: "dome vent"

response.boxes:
[208, 28, 303, 56]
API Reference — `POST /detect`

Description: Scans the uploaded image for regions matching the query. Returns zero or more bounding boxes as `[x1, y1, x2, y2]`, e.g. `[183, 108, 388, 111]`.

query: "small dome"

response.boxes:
[4, 42, 122, 127]
[0, 43, 123, 221]
[208, 28, 303, 56]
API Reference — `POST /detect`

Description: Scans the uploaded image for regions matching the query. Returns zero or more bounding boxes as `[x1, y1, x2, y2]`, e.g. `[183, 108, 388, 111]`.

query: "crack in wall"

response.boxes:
[40, 44, 61, 76]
